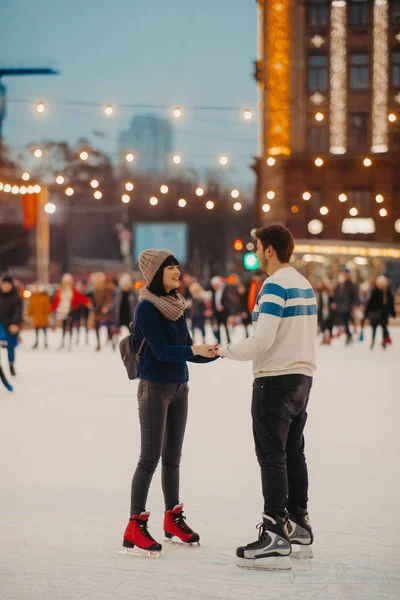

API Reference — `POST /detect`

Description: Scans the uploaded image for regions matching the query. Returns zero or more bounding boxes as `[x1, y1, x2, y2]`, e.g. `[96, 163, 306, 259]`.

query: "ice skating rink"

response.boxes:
[1, 327, 399, 600]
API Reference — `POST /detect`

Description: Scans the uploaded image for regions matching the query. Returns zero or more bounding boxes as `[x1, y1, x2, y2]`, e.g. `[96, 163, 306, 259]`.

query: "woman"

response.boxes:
[366, 275, 396, 349]
[122, 249, 218, 555]
[27, 283, 52, 349]
[113, 273, 138, 333]
[0, 275, 23, 379]
[52, 274, 90, 350]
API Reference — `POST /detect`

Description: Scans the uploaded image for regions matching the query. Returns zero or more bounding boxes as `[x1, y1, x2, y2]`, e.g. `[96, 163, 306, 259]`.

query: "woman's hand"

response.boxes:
[192, 344, 219, 358]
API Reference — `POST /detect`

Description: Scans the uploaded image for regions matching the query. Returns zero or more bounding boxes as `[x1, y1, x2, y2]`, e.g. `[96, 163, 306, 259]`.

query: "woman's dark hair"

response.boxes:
[148, 255, 180, 297]
[255, 224, 294, 263]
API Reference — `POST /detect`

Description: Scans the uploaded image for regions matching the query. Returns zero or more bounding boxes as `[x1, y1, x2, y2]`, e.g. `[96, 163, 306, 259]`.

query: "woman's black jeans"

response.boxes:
[251, 374, 313, 518]
[130, 380, 188, 516]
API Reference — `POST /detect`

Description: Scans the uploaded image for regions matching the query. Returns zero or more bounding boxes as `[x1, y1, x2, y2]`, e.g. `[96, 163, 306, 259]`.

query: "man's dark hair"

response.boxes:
[255, 224, 295, 263]
[148, 255, 180, 297]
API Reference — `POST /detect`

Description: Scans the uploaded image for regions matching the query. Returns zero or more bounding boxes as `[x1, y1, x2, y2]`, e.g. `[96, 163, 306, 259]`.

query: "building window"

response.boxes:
[349, 0, 370, 27]
[393, 52, 400, 88]
[308, 124, 329, 151]
[309, 189, 323, 214]
[391, 1, 400, 26]
[348, 113, 368, 150]
[350, 54, 369, 90]
[308, 55, 328, 91]
[346, 189, 372, 214]
[307, 1, 328, 28]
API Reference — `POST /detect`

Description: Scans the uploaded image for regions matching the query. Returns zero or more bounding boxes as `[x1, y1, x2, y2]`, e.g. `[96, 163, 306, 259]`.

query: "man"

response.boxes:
[333, 270, 359, 345]
[217, 225, 317, 570]
[210, 276, 231, 344]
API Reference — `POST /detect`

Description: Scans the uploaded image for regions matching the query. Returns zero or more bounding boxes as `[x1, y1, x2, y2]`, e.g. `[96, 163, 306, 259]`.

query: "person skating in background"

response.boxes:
[365, 275, 396, 350]
[210, 276, 232, 344]
[237, 282, 252, 338]
[69, 279, 92, 346]
[357, 281, 372, 342]
[27, 283, 52, 349]
[0, 275, 23, 377]
[216, 225, 317, 570]
[113, 273, 138, 334]
[122, 249, 218, 556]
[189, 281, 207, 343]
[315, 279, 335, 345]
[52, 274, 91, 350]
[333, 270, 359, 345]
[90, 272, 115, 351]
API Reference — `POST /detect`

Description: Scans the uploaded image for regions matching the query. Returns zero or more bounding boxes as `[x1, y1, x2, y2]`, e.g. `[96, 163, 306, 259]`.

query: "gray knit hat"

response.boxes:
[138, 249, 175, 284]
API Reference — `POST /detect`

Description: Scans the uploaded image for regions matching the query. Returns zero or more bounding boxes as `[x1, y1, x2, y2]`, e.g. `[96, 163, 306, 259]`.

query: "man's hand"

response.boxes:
[8, 325, 20, 334]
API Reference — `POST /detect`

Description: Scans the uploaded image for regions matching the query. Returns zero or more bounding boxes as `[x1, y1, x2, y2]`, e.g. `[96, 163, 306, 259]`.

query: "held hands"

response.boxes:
[192, 344, 219, 358]
[8, 325, 20, 334]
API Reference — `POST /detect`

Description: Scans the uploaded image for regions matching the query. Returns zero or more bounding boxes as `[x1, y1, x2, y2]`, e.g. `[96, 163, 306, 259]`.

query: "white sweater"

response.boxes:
[219, 266, 317, 378]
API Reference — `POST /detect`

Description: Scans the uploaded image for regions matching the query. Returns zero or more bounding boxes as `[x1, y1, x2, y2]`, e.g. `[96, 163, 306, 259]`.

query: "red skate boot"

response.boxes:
[122, 512, 162, 556]
[164, 504, 200, 544]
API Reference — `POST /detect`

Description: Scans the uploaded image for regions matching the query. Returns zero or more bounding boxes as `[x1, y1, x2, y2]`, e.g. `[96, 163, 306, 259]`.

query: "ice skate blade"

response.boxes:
[118, 548, 160, 558]
[165, 537, 200, 547]
[291, 545, 313, 559]
[236, 556, 292, 571]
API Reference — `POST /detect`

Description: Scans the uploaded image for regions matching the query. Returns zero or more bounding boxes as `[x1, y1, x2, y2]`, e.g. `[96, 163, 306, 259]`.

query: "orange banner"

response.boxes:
[22, 193, 38, 230]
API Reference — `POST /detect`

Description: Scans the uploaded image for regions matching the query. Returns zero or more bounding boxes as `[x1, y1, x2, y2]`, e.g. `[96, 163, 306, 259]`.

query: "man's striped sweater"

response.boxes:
[219, 266, 317, 378]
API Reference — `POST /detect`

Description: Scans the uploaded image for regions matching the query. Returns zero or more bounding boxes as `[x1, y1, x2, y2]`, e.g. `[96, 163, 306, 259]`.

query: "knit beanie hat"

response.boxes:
[1, 275, 13, 285]
[139, 249, 175, 284]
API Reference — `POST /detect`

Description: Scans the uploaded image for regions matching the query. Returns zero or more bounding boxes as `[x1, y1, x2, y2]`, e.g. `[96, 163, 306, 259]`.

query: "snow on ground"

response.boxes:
[1, 326, 400, 600]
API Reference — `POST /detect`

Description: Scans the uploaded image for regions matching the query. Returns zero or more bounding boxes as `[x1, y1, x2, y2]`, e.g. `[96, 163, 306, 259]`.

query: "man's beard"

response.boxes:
[259, 256, 269, 275]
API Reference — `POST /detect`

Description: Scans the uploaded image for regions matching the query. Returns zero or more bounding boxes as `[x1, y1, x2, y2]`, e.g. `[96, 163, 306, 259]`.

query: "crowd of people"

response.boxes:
[0, 264, 397, 391]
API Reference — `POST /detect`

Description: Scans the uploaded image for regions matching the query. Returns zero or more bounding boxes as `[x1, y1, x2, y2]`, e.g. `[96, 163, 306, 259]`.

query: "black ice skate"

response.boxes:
[287, 511, 314, 559]
[236, 514, 292, 570]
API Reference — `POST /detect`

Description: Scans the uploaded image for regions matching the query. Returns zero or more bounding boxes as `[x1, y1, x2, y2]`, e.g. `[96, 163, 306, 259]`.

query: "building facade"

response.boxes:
[257, 0, 400, 267]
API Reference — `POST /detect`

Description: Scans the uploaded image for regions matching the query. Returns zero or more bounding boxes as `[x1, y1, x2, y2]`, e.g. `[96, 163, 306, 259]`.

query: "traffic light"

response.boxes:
[234, 238, 244, 251]
[244, 253, 259, 270]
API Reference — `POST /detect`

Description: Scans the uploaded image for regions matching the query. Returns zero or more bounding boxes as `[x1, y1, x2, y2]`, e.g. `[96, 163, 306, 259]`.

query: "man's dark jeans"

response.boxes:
[251, 374, 313, 517]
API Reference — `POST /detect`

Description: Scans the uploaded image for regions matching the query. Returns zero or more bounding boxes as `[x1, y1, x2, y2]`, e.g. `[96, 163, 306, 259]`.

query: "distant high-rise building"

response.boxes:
[118, 114, 174, 173]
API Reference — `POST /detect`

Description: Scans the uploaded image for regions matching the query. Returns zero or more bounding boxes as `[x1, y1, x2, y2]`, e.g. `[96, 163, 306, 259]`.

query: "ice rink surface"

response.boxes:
[1, 327, 399, 600]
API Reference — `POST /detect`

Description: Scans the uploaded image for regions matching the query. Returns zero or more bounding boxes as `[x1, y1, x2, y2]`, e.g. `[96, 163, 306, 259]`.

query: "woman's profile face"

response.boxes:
[163, 264, 180, 292]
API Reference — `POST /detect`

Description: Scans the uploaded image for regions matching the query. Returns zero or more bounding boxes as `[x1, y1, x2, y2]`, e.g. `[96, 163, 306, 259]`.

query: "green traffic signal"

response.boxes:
[244, 253, 259, 270]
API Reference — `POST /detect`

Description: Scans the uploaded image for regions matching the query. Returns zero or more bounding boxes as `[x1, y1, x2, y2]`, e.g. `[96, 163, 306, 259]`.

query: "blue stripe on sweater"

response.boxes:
[259, 301, 284, 318]
[283, 304, 317, 318]
[258, 282, 286, 301]
[286, 287, 315, 300]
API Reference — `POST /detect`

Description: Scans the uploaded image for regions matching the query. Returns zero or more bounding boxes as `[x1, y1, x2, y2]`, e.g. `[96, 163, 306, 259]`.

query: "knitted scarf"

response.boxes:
[139, 288, 186, 321]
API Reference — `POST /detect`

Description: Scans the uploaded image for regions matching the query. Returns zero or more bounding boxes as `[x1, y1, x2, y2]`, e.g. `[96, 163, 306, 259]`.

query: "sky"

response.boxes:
[1, 0, 258, 187]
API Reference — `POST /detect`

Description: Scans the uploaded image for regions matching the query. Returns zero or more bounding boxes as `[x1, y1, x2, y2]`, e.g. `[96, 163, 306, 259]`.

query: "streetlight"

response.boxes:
[219, 155, 229, 166]
[33, 148, 43, 158]
[80, 151, 89, 161]
[104, 105, 114, 116]
[36, 102, 45, 113]
[126, 152, 135, 163]
[172, 153, 182, 164]
[243, 109, 253, 121]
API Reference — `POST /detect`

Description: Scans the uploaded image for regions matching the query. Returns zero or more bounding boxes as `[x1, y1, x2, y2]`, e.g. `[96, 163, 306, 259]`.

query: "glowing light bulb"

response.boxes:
[150, 196, 158, 206]
[267, 157, 276, 166]
[320, 206, 329, 215]
[36, 102, 45, 113]
[244, 109, 253, 120]
[173, 108, 182, 119]
[33, 148, 43, 158]
[266, 191, 275, 200]
[233, 202, 242, 211]
[104, 105, 114, 116]
[262, 203, 271, 213]
[379, 208, 387, 217]
[4, 184, 12, 193]
[302, 192, 311, 201]
[56, 175, 65, 185]
[22, 172, 30, 181]
[219, 155, 229, 166]
[315, 157, 324, 167]
[388, 113, 397, 123]
[349, 207, 358, 216]
[122, 194, 130, 204]
[315, 112, 324, 122]
[11, 185, 19, 195]
[206, 200, 214, 210]
[90, 179, 99, 189]
[45, 202, 56, 214]
[160, 185, 169, 194]
[231, 189, 240, 199]
[65, 187, 74, 196]
[375, 194, 384, 203]
[172, 154, 182, 165]
[125, 182, 134, 192]
[338, 193, 347, 202]
[178, 198, 187, 208]
[363, 158, 372, 167]
[33, 185, 41, 193]
[94, 191, 102, 199]
[126, 152, 135, 163]
[195, 187, 204, 197]
[80, 151, 89, 161]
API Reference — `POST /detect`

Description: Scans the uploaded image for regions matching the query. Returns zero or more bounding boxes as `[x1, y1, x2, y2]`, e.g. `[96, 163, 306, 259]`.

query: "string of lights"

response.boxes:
[371, 0, 389, 153]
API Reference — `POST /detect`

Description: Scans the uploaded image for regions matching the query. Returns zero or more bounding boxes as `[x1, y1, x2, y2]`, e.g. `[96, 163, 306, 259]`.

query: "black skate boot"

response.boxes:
[236, 514, 292, 570]
[9, 362, 16, 377]
[287, 509, 314, 559]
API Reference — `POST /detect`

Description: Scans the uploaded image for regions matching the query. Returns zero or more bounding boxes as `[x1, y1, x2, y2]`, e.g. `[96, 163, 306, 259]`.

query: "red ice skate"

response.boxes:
[122, 512, 162, 556]
[164, 504, 200, 544]
[382, 336, 392, 349]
